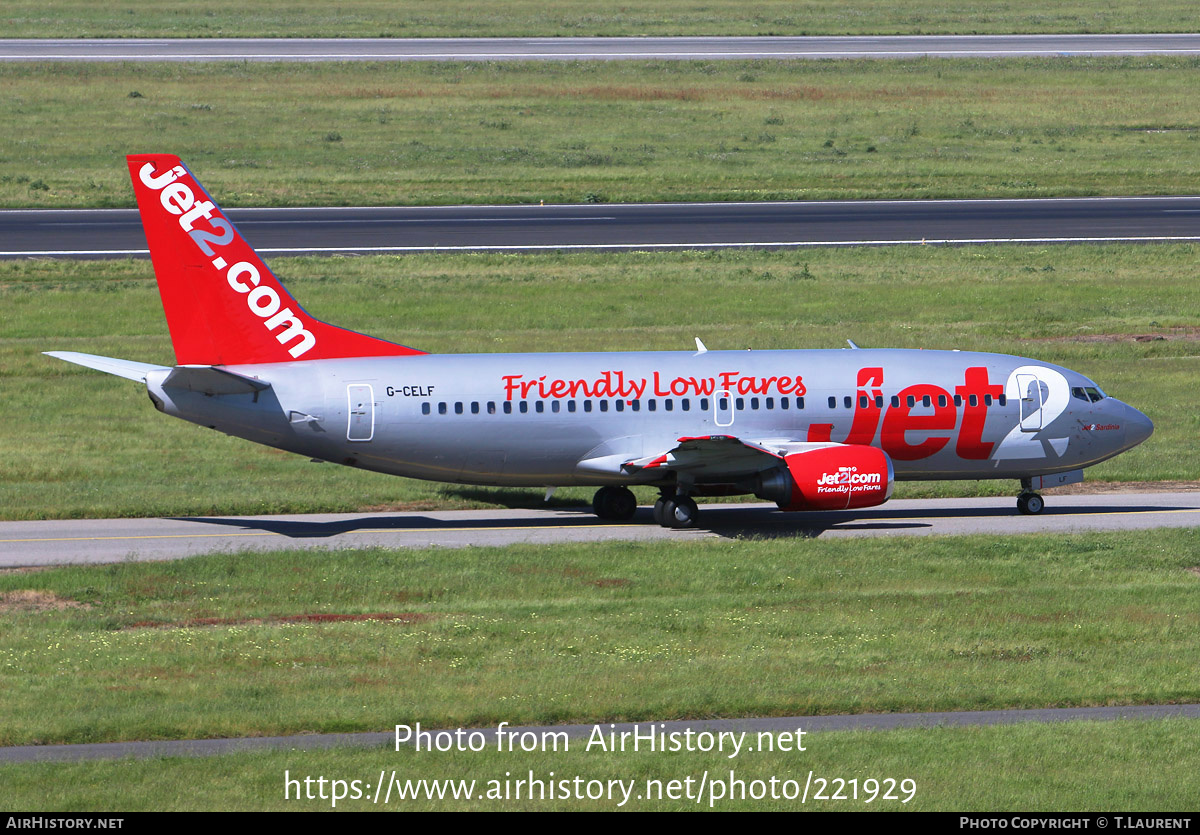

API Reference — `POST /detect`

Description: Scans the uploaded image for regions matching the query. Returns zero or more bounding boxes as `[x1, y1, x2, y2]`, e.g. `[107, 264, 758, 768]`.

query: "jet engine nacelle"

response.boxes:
[757, 444, 895, 511]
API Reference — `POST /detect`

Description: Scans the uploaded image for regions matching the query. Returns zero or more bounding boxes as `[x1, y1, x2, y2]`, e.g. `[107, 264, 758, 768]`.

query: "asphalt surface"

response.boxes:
[4, 35, 1200, 62]
[5, 704, 1200, 763]
[3, 493, 1198, 567]
[7, 196, 1200, 258]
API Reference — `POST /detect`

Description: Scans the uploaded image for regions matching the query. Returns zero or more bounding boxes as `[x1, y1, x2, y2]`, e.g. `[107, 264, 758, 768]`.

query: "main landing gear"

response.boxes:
[592, 485, 638, 521]
[591, 486, 702, 528]
[653, 492, 699, 529]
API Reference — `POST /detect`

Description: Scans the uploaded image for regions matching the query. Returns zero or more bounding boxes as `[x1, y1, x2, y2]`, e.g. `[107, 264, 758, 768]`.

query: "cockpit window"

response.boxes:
[1071, 386, 1107, 403]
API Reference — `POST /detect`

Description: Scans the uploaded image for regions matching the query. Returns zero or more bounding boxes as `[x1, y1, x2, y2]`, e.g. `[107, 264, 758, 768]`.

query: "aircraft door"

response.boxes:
[714, 390, 735, 427]
[1017, 373, 1048, 432]
[347, 384, 375, 441]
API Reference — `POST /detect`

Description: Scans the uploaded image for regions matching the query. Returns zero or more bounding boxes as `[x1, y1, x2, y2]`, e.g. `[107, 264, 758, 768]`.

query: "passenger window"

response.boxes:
[828, 396, 837, 409]
[736, 398, 745, 410]
[471, 402, 479, 414]
[487, 401, 496, 414]
[584, 400, 593, 413]
[648, 400, 656, 412]
[519, 401, 529, 413]
[615, 400, 624, 412]
[535, 401, 544, 413]
[552, 400, 560, 413]
[766, 397, 774, 410]
[682, 399, 690, 411]
[503, 401, 512, 414]
[422, 403, 431, 415]
[438, 402, 447, 415]
[600, 400, 608, 412]
[892, 396, 900, 408]
[664, 399, 673, 412]
[781, 398, 789, 410]
[568, 400, 577, 413]
[751, 397, 759, 410]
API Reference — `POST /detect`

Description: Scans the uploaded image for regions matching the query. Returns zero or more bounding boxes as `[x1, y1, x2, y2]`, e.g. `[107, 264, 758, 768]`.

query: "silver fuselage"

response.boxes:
[145, 348, 1152, 489]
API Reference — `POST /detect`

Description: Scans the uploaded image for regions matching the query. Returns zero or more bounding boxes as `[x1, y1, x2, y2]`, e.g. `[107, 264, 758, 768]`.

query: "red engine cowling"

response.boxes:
[760, 445, 894, 511]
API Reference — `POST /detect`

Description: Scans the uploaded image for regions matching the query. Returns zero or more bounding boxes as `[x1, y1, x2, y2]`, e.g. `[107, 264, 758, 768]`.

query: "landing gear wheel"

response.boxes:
[1017, 492, 1045, 515]
[660, 495, 699, 529]
[652, 497, 668, 526]
[592, 486, 638, 521]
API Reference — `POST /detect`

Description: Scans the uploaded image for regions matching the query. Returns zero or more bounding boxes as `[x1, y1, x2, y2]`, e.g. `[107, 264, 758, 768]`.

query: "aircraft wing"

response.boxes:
[622, 434, 834, 481]
[621, 434, 896, 513]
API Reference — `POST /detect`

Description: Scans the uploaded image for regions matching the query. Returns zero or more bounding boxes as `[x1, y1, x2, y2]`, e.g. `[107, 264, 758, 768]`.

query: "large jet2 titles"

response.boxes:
[47, 155, 1154, 528]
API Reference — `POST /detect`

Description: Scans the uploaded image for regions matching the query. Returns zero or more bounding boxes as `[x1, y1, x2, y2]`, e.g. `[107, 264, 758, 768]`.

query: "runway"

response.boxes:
[2, 492, 1197, 567]
[4, 35, 1200, 62]
[6, 196, 1200, 258]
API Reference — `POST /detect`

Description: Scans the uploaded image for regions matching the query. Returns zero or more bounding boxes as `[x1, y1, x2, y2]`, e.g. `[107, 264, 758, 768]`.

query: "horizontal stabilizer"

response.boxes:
[44, 351, 168, 383]
[162, 365, 272, 396]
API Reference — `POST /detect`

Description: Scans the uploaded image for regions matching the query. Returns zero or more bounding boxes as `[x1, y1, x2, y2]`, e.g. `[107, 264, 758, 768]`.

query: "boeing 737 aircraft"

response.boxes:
[47, 155, 1153, 528]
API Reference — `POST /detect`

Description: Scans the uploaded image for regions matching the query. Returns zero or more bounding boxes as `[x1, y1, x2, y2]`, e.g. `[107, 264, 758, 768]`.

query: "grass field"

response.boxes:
[3, 531, 1199, 811]
[3, 244, 1196, 520]
[2, 531, 1197, 750]
[3, 719, 1198, 810]
[4, 57, 1200, 207]
[4, 1, 1199, 38]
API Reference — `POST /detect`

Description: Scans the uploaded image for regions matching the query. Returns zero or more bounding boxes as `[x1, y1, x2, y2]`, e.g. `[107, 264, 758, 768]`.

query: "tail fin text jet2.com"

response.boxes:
[47, 155, 1153, 528]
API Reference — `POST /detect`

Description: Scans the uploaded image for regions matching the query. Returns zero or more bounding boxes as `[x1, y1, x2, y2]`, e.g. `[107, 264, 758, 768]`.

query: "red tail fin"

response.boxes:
[128, 154, 425, 365]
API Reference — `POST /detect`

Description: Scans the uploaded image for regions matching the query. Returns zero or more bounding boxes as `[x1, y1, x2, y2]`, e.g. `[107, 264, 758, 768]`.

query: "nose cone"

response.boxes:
[1123, 403, 1154, 449]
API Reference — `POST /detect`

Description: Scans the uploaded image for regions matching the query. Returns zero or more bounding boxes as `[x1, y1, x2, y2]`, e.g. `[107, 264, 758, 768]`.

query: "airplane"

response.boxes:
[46, 154, 1154, 528]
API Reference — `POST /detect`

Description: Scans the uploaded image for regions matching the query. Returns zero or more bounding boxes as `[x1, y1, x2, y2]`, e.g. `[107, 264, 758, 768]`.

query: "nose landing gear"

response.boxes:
[1017, 480, 1045, 515]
